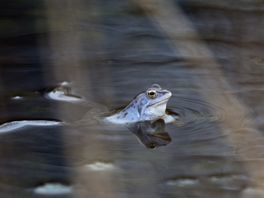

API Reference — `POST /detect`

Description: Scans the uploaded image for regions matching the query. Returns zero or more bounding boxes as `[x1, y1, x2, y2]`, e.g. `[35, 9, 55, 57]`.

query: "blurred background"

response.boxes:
[0, 0, 263, 197]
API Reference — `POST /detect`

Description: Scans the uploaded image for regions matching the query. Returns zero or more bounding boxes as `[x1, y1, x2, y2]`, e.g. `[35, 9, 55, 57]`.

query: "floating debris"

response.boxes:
[85, 162, 116, 171]
[33, 183, 73, 195]
[45, 81, 84, 103]
[0, 120, 63, 133]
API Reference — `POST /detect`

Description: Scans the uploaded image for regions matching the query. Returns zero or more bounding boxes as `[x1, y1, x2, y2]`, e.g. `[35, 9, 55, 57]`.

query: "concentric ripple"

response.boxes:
[168, 95, 227, 143]
[169, 95, 219, 125]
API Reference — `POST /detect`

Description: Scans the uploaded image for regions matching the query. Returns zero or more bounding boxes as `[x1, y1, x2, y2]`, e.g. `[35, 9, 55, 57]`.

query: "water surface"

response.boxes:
[0, 0, 263, 197]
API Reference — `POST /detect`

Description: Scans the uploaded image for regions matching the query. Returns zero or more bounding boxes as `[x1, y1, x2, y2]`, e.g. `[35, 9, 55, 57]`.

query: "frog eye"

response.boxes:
[147, 90, 157, 99]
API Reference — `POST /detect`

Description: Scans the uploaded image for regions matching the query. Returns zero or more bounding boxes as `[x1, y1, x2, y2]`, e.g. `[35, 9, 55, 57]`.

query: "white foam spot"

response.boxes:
[46, 90, 83, 103]
[0, 120, 62, 133]
[11, 96, 23, 100]
[242, 187, 264, 198]
[166, 179, 199, 187]
[85, 162, 116, 171]
[33, 183, 72, 195]
[60, 81, 71, 86]
[209, 175, 249, 190]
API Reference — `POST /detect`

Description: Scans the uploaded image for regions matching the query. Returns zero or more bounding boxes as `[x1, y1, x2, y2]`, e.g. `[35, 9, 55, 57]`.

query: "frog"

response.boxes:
[104, 84, 177, 124]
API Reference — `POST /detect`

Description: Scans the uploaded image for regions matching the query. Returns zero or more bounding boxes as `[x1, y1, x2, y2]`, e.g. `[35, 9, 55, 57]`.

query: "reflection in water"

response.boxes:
[127, 119, 171, 149]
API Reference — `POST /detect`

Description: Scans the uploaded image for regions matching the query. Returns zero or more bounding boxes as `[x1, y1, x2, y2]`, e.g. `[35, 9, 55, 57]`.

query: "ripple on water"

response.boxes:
[0, 120, 63, 134]
[171, 96, 219, 125]
[169, 96, 224, 142]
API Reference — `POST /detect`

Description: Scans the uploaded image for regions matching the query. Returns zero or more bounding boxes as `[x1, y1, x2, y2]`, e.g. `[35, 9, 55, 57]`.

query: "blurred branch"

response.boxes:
[134, 0, 264, 192]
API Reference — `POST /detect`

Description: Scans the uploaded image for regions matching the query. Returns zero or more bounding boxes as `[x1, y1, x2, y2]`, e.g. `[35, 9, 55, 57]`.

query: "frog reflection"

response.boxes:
[127, 119, 171, 149]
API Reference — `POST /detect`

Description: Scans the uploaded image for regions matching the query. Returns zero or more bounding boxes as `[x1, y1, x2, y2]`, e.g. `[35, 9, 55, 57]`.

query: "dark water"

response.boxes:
[0, 0, 264, 198]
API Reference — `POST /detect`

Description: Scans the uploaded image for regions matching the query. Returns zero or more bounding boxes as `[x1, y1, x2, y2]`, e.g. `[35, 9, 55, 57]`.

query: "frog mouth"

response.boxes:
[151, 98, 170, 106]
